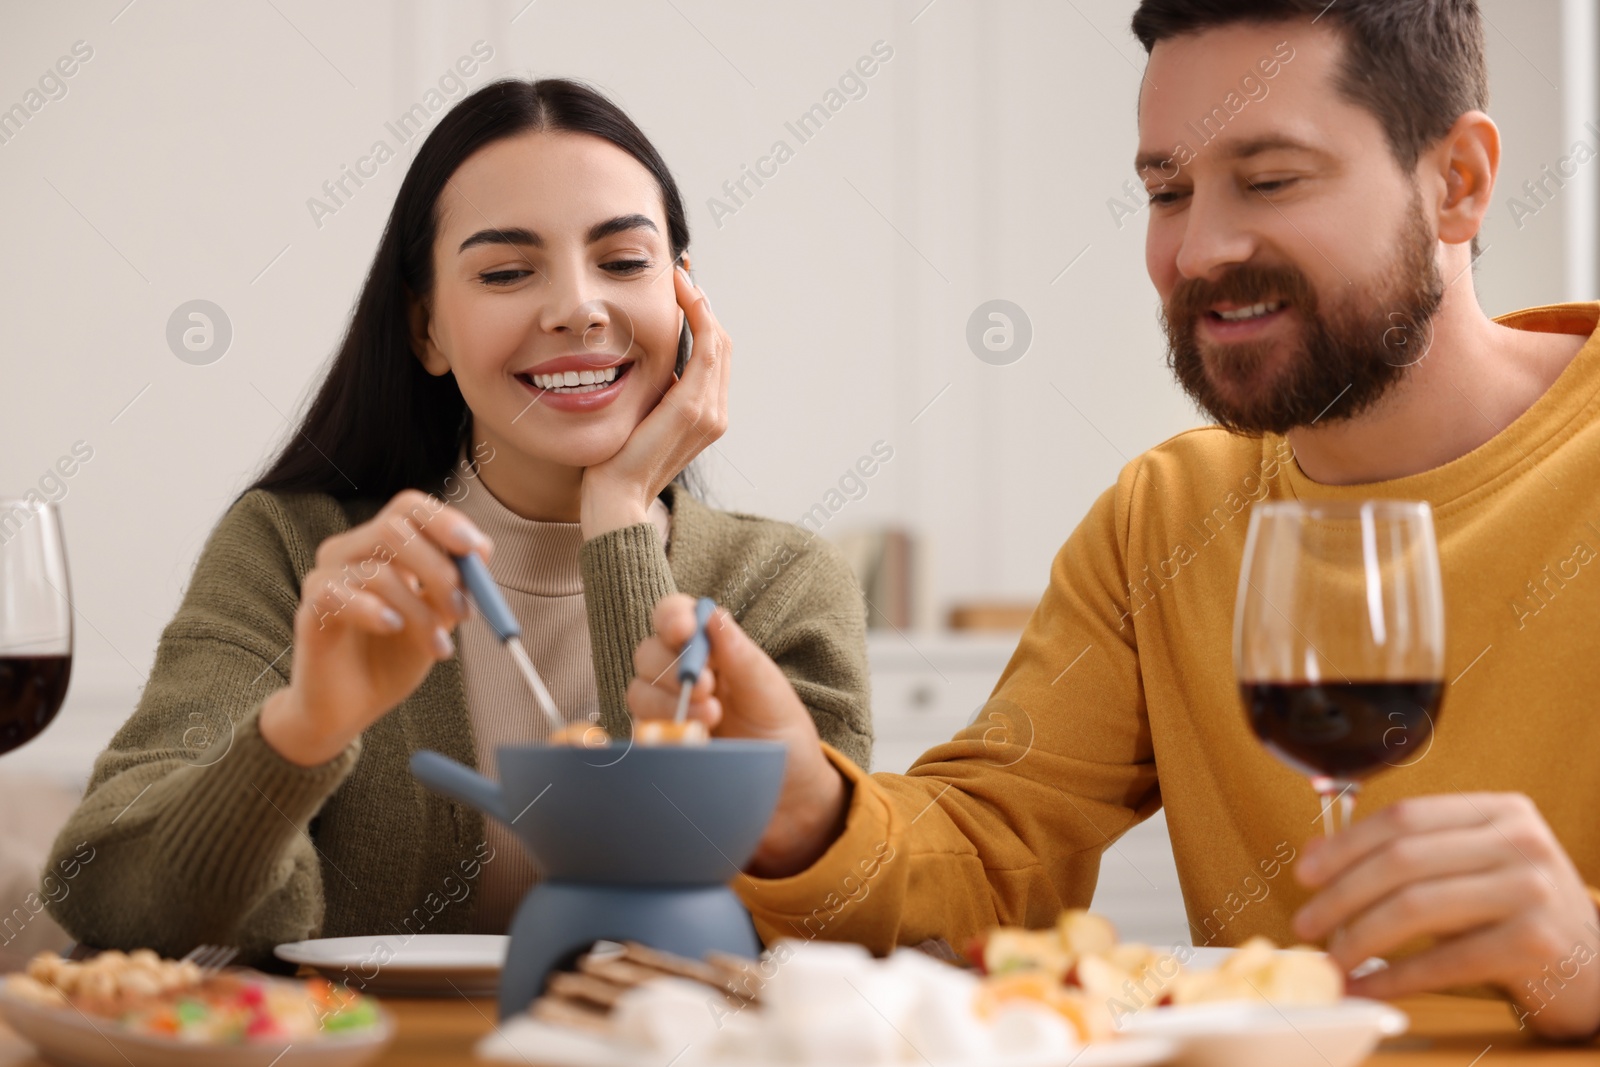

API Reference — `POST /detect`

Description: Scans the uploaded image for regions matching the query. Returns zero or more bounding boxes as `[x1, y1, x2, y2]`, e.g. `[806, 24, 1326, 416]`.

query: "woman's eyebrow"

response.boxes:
[586, 214, 658, 243]
[458, 226, 541, 254]
[456, 215, 658, 254]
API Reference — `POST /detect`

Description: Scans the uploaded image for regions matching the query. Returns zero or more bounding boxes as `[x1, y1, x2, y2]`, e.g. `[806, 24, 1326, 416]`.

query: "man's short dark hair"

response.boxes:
[1130, 0, 1487, 171]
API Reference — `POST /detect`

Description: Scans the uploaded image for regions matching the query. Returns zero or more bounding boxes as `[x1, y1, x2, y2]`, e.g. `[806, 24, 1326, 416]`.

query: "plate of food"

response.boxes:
[0, 949, 392, 1067]
[478, 937, 1175, 1066]
[966, 912, 1407, 1067]
[275, 933, 508, 997]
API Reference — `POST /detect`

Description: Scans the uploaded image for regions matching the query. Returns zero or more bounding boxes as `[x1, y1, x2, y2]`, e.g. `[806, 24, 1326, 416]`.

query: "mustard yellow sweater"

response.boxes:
[740, 302, 1600, 953]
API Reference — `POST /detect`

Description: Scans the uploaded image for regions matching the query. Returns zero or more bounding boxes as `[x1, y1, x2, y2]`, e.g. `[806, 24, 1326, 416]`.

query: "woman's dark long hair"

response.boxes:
[249, 78, 693, 501]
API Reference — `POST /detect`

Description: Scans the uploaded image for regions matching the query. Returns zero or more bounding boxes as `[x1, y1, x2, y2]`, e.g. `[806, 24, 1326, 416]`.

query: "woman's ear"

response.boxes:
[408, 291, 452, 376]
[1432, 110, 1499, 248]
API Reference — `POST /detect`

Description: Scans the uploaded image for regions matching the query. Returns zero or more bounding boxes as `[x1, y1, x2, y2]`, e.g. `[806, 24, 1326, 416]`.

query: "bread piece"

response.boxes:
[622, 942, 750, 996]
[545, 971, 631, 1010]
[530, 996, 614, 1034]
[1056, 910, 1117, 956]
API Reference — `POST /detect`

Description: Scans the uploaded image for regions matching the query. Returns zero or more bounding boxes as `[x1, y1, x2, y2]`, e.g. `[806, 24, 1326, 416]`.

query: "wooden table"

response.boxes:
[0, 992, 1595, 1064]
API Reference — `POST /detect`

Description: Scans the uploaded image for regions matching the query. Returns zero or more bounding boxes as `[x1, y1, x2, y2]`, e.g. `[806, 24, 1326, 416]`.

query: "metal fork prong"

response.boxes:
[202, 946, 237, 973]
[180, 944, 238, 975]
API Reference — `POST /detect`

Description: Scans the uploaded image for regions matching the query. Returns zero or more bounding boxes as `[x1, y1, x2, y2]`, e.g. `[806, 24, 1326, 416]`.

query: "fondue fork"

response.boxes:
[455, 552, 565, 733]
[674, 597, 718, 723]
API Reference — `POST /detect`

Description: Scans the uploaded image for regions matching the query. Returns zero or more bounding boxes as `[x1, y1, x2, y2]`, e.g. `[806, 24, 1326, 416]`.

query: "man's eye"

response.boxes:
[1249, 178, 1296, 195]
[1148, 190, 1188, 206]
[601, 259, 650, 275]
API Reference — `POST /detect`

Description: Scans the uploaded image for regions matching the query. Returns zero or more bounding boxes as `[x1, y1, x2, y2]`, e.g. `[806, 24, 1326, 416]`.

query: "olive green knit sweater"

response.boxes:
[43, 483, 872, 964]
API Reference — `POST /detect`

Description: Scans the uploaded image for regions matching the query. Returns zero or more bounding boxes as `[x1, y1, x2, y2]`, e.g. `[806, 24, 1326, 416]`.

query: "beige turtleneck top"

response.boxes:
[450, 450, 670, 932]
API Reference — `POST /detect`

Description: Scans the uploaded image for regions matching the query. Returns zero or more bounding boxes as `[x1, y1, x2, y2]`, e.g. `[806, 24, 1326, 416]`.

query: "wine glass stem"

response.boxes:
[1314, 779, 1360, 835]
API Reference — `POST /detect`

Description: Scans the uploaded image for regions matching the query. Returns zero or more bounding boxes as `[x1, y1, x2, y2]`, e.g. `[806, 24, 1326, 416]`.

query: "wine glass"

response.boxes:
[1234, 500, 1444, 835]
[0, 499, 74, 754]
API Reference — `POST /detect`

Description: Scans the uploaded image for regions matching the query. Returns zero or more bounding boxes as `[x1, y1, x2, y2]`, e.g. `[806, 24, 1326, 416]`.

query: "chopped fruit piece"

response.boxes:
[1056, 910, 1117, 956]
[962, 934, 989, 973]
[976, 972, 1111, 1042]
[1261, 950, 1345, 1005]
[982, 928, 1069, 979]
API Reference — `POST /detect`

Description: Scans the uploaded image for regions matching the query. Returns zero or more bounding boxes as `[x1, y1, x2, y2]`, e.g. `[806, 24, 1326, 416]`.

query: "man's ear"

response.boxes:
[1431, 110, 1499, 248]
[408, 290, 452, 376]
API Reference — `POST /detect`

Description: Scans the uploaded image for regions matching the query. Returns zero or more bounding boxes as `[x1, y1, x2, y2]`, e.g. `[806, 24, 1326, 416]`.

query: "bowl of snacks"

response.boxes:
[965, 911, 1407, 1067]
[0, 949, 393, 1067]
[479, 938, 1177, 1067]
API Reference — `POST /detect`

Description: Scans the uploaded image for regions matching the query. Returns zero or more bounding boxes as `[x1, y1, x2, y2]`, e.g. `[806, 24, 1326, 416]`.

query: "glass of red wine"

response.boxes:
[0, 499, 73, 754]
[1235, 500, 1444, 836]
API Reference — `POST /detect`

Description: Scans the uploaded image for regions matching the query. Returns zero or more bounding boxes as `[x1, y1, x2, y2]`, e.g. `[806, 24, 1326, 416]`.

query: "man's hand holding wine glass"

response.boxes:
[1292, 791, 1600, 1039]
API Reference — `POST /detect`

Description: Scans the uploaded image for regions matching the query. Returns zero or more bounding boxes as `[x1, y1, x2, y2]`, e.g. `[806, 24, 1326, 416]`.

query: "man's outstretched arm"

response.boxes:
[628, 483, 1160, 953]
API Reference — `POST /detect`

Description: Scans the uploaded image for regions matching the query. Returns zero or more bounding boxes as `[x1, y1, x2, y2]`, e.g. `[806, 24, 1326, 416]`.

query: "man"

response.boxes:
[631, 0, 1600, 1040]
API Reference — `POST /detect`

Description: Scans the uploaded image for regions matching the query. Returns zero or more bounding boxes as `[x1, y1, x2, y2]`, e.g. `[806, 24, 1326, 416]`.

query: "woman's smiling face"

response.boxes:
[414, 129, 684, 471]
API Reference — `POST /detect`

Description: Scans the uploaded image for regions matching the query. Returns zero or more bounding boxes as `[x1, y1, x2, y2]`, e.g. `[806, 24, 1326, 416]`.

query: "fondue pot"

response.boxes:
[410, 739, 786, 1018]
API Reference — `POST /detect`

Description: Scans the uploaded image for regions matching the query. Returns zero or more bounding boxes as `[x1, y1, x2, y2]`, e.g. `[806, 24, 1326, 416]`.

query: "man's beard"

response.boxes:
[1161, 200, 1445, 435]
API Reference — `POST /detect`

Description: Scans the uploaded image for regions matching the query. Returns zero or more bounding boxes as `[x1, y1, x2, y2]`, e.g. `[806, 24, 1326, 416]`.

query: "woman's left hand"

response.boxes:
[579, 264, 729, 538]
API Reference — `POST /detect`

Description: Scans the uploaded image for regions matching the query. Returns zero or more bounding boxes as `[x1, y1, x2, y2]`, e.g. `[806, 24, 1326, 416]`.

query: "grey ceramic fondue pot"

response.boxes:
[410, 738, 786, 1018]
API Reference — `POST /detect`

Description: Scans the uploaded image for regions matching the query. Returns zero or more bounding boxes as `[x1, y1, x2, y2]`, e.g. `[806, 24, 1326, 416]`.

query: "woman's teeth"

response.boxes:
[1215, 301, 1285, 322]
[529, 365, 622, 392]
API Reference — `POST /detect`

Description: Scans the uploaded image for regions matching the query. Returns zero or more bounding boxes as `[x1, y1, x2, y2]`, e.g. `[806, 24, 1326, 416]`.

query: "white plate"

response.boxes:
[1118, 949, 1407, 1067]
[1124, 998, 1407, 1067]
[0, 983, 393, 1067]
[477, 1017, 1176, 1067]
[1121, 946, 1409, 1067]
[274, 934, 507, 997]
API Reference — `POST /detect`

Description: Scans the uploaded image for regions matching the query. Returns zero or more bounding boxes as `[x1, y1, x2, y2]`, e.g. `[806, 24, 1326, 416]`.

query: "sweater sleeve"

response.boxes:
[734, 534, 874, 769]
[580, 522, 678, 739]
[580, 519, 873, 765]
[735, 482, 1158, 951]
[43, 491, 361, 962]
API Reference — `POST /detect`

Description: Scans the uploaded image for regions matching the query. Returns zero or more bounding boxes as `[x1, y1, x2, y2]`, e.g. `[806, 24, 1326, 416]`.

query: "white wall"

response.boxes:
[0, 0, 1589, 785]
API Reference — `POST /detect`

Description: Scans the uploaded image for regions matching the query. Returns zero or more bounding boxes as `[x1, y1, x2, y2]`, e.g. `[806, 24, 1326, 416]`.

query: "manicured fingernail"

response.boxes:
[433, 626, 454, 658]
[380, 607, 404, 632]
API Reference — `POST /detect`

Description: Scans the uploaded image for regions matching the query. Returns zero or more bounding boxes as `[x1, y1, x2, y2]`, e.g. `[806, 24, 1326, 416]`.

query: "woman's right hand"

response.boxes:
[259, 490, 491, 766]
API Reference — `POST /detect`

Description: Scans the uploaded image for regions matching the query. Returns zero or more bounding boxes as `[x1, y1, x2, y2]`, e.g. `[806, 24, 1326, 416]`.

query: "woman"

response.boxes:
[45, 78, 872, 963]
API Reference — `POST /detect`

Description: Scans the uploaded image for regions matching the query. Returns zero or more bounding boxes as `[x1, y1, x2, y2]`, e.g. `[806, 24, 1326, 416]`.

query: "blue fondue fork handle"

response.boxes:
[455, 552, 519, 642]
[679, 597, 717, 686]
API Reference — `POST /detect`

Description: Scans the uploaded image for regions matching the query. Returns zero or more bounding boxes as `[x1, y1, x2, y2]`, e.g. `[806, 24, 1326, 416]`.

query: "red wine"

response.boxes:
[0, 655, 71, 754]
[1241, 680, 1442, 781]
